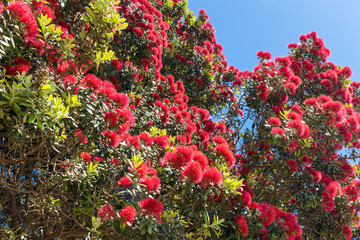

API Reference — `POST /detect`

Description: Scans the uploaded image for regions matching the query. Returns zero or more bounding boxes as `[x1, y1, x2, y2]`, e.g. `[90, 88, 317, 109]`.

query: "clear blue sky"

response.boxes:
[187, 0, 360, 82]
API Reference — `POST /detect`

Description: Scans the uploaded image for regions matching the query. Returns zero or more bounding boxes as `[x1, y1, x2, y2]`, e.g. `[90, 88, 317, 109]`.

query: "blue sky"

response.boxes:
[187, 0, 360, 82]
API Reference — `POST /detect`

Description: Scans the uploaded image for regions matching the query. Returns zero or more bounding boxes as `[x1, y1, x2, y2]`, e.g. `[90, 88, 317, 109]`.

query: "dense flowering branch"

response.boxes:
[0, 0, 359, 239]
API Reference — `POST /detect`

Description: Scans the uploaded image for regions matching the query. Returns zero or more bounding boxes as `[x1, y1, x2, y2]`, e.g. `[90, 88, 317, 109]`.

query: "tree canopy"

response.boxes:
[0, 0, 360, 239]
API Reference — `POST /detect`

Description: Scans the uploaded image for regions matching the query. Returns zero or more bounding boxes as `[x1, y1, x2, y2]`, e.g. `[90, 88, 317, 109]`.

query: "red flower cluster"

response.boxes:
[256, 51, 272, 60]
[3, 57, 31, 76]
[139, 198, 163, 221]
[234, 215, 248, 237]
[6, 1, 38, 43]
[267, 117, 281, 127]
[97, 204, 115, 222]
[118, 206, 137, 226]
[202, 168, 223, 187]
[257, 204, 302, 239]
[214, 143, 235, 168]
[117, 176, 132, 189]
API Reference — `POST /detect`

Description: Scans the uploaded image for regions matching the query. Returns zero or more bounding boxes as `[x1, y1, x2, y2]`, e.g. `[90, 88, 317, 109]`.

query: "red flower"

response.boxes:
[198, 130, 209, 143]
[288, 139, 299, 153]
[306, 167, 321, 182]
[321, 191, 334, 211]
[317, 95, 332, 104]
[176, 135, 187, 144]
[338, 66, 352, 79]
[285, 82, 297, 95]
[111, 59, 123, 71]
[215, 122, 227, 134]
[6, 1, 38, 42]
[287, 120, 304, 137]
[288, 43, 298, 49]
[81, 152, 92, 162]
[257, 84, 269, 101]
[152, 135, 170, 149]
[300, 124, 310, 139]
[267, 117, 281, 127]
[98, 81, 116, 99]
[341, 161, 355, 176]
[104, 112, 118, 125]
[343, 185, 358, 201]
[4, 57, 31, 76]
[181, 161, 203, 183]
[139, 198, 163, 220]
[258, 203, 276, 227]
[199, 9, 209, 20]
[12, 57, 31, 74]
[140, 176, 161, 192]
[301, 61, 314, 75]
[186, 121, 197, 135]
[304, 98, 319, 107]
[287, 112, 301, 121]
[281, 211, 302, 239]
[256, 51, 272, 60]
[212, 136, 227, 144]
[275, 56, 291, 67]
[234, 215, 248, 237]
[298, 34, 307, 42]
[289, 76, 302, 87]
[322, 101, 343, 113]
[165, 145, 193, 169]
[102, 130, 121, 148]
[139, 132, 153, 146]
[118, 206, 136, 226]
[343, 225, 352, 240]
[129, 162, 147, 178]
[196, 108, 210, 121]
[133, 27, 144, 38]
[97, 204, 115, 221]
[326, 181, 341, 197]
[271, 127, 285, 137]
[83, 74, 102, 90]
[111, 93, 129, 109]
[287, 159, 298, 173]
[192, 151, 208, 169]
[202, 168, 223, 187]
[214, 143, 235, 169]
[194, 78, 203, 87]
[127, 135, 140, 150]
[279, 66, 294, 80]
[117, 176, 132, 189]
[345, 115, 359, 131]
[292, 105, 304, 116]
[241, 191, 252, 207]
[320, 79, 333, 91]
[117, 109, 135, 126]
[110, 158, 120, 166]
[38, 5, 55, 20]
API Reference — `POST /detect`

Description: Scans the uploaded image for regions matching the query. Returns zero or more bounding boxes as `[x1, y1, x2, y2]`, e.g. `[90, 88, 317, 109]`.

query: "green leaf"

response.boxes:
[37, 119, 44, 130]
[12, 102, 21, 114]
[141, 226, 146, 235]
[41, 84, 50, 90]
[92, 216, 102, 229]
[28, 114, 36, 123]
[45, 16, 52, 25]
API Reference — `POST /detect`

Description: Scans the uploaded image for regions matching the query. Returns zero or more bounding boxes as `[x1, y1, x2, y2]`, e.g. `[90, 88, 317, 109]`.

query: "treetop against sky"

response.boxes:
[188, 0, 360, 82]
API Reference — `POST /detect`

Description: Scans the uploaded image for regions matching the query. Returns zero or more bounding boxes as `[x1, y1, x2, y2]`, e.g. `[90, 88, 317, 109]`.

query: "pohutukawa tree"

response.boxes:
[0, 0, 359, 239]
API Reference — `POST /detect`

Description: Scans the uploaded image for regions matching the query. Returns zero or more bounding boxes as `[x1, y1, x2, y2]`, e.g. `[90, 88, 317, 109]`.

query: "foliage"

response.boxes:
[0, 0, 359, 239]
